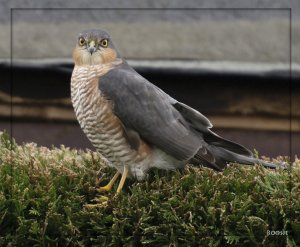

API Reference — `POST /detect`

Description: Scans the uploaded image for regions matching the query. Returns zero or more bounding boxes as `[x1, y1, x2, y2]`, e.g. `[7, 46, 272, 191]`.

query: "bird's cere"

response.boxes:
[89, 40, 95, 47]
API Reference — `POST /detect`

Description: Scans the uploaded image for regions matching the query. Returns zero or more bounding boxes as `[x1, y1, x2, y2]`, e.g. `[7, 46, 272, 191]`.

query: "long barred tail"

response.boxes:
[209, 145, 285, 170]
[191, 130, 287, 171]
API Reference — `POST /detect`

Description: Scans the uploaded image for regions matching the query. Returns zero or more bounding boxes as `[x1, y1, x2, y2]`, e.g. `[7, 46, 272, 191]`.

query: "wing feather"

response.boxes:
[99, 63, 205, 161]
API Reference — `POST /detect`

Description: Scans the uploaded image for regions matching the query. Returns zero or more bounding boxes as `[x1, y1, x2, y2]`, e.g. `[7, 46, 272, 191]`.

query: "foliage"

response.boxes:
[0, 131, 299, 247]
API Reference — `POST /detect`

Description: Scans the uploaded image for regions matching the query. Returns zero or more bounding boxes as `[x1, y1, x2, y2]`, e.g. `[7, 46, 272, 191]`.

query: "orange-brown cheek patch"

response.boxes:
[101, 48, 117, 64]
[73, 47, 84, 66]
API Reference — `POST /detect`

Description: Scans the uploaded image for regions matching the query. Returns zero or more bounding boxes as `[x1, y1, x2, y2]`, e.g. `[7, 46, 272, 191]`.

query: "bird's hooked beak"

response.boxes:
[87, 40, 96, 55]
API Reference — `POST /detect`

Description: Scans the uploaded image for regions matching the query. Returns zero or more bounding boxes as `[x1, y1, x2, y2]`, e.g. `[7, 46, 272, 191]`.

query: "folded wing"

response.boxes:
[99, 63, 211, 162]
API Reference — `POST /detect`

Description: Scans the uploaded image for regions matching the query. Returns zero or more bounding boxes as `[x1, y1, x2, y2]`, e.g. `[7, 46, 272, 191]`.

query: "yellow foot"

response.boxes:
[96, 172, 120, 193]
[85, 168, 128, 209]
[84, 196, 109, 209]
[97, 184, 113, 192]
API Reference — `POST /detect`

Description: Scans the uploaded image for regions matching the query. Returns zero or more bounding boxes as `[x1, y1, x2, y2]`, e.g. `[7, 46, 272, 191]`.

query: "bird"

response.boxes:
[71, 29, 281, 204]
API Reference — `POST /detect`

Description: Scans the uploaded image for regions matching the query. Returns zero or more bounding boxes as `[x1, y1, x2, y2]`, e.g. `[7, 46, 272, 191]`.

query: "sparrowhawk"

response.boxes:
[71, 29, 280, 205]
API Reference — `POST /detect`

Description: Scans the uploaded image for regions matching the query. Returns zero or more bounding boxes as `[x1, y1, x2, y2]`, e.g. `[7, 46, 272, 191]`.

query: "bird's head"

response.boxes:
[73, 29, 120, 66]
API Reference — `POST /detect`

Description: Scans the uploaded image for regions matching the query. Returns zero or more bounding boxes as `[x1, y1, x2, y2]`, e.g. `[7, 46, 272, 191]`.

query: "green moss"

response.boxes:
[0, 131, 299, 246]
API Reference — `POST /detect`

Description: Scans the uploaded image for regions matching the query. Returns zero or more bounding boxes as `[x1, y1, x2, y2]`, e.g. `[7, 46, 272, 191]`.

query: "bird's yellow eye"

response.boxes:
[78, 37, 86, 46]
[100, 39, 108, 47]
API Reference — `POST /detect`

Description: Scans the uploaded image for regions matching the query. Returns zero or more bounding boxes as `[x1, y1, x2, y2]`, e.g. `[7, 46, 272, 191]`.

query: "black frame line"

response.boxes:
[9, 8, 293, 233]
[10, 7, 292, 10]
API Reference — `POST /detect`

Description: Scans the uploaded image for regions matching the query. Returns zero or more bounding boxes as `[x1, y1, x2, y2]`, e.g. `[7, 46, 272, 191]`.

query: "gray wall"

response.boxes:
[0, 1, 299, 63]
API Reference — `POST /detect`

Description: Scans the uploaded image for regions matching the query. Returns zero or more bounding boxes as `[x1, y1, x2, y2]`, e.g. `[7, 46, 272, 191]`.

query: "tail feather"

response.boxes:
[209, 146, 280, 169]
[175, 100, 284, 170]
[190, 140, 284, 171]
[203, 130, 253, 157]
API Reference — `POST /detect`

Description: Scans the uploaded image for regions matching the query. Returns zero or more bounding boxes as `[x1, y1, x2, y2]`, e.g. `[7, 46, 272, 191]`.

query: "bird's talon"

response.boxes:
[85, 201, 108, 209]
[98, 195, 109, 202]
[84, 196, 109, 209]
[90, 195, 109, 203]
[97, 185, 112, 192]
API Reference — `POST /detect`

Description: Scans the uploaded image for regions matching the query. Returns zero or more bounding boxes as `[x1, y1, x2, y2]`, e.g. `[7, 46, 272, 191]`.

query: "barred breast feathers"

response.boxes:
[70, 61, 152, 173]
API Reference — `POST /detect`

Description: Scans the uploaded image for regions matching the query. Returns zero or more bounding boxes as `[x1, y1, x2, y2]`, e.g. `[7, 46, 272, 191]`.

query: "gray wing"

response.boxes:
[99, 63, 213, 161]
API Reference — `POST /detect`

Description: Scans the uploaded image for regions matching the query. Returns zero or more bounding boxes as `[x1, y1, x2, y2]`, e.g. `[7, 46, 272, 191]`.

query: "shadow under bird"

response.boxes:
[71, 29, 282, 205]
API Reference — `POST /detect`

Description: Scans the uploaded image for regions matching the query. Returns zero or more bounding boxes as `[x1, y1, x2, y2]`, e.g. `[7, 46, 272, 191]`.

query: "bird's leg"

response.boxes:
[116, 165, 129, 194]
[97, 172, 120, 192]
[85, 167, 128, 209]
[85, 172, 120, 209]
